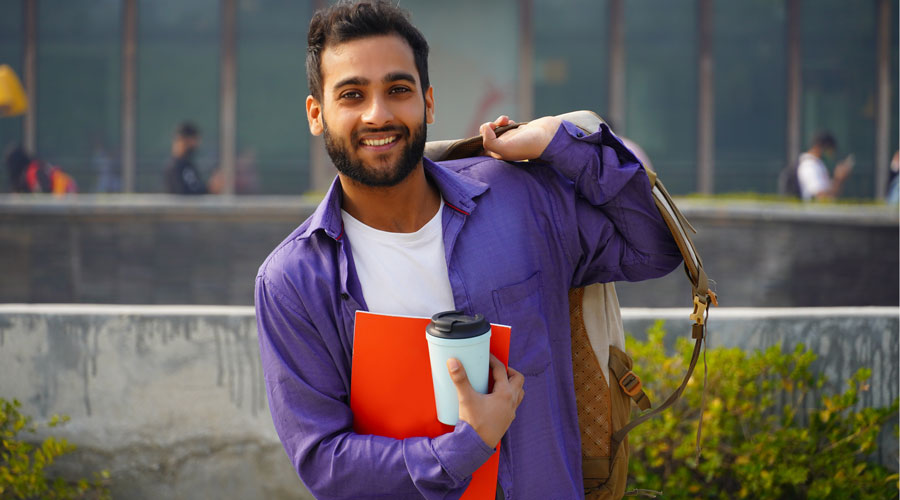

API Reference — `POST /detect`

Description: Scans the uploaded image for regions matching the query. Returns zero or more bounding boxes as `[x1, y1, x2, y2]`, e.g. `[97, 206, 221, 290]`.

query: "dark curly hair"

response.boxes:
[306, 0, 430, 102]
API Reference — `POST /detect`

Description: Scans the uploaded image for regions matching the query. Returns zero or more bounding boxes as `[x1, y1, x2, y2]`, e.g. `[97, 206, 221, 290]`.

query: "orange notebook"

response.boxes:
[350, 310, 511, 500]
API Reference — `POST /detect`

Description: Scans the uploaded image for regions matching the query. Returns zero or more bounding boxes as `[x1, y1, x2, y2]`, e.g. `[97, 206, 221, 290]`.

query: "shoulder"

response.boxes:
[797, 154, 824, 171]
[438, 156, 567, 190]
[257, 218, 337, 311]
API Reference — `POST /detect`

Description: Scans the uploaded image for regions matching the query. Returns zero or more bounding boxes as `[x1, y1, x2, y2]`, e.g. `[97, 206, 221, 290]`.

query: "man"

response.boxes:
[796, 131, 853, 201]
[254, 2, 681, 499]
[164, 121, 207, 194]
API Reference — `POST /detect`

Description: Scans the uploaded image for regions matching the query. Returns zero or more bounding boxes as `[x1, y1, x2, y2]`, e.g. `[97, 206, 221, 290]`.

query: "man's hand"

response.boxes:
[834, 154, 854, 182]
[480, 115, 563, 162]
[447, 354, 525, 448]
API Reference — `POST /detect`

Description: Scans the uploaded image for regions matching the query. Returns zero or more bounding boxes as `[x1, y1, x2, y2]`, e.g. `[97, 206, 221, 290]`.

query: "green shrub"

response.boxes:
[0, 398, 109, 500]
[627, 321, 899, 499]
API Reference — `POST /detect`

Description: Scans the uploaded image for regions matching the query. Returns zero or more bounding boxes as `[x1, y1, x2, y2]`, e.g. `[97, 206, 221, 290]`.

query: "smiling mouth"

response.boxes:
[361, 136, 398, 147]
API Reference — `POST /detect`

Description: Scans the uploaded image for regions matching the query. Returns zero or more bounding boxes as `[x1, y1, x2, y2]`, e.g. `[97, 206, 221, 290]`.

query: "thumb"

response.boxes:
[480, 122, 502, 157]
[447, 358, 475, 401]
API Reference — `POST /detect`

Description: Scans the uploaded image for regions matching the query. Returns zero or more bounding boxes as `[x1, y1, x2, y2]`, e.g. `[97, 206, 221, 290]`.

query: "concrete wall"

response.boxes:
[0, 305, 896, 499]
[0, 304, 308, 500]
[615, 201, 900, 308]
[0, 196, 897, 307]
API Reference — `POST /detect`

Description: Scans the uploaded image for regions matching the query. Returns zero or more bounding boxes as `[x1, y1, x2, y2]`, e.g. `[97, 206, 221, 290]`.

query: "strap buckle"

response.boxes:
[689, 295, 708, 325]
[618, 370, 643, 398]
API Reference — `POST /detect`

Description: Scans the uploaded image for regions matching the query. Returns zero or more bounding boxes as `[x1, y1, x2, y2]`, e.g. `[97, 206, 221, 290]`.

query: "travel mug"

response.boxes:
[425, 310, 492, 425]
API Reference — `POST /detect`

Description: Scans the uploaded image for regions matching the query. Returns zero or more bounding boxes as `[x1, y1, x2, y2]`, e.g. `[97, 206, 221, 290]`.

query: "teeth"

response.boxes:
[362, 136, 397, 147]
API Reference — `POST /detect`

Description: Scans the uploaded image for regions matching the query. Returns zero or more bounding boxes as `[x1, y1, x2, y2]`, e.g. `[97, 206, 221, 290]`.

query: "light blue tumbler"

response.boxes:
[425, 311, 492, 425]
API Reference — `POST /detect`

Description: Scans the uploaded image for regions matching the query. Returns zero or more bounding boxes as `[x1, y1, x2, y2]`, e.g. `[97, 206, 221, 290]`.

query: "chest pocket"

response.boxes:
[492, 271, 552, 376]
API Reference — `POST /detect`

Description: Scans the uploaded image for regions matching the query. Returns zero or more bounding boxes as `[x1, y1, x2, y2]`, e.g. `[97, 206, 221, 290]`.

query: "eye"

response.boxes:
[389, 86, 412, 95]
[339, 90, 362, 100]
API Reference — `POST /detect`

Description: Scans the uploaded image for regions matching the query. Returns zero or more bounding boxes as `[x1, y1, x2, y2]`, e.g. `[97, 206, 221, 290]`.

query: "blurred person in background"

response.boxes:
[164, 121, 208, 194]
[207, 148, 260, 194]
[4, 142, 77, 195]
[886, 150, 898, 204]
[91, 137, 121, 193]
[796, 131, 854, 201]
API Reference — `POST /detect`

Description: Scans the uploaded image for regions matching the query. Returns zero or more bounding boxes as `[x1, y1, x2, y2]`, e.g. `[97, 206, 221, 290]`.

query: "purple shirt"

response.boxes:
[255, 121, 682, 500]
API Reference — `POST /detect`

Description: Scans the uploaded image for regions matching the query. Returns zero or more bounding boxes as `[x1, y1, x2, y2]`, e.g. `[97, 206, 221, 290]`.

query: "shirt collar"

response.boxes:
[300, 157, 490, 241]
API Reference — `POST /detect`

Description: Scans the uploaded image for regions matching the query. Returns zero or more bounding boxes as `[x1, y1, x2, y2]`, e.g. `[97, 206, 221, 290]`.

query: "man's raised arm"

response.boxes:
[482, 115, 682, 287]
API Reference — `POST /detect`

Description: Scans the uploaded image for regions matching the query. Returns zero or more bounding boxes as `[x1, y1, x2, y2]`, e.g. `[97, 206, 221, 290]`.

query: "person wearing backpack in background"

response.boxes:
[795, 131, 854, 201]
[3, 143, 77, 195]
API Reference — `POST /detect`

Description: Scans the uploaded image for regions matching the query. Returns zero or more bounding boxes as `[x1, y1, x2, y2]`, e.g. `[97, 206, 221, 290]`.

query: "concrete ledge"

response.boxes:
[0, 305, 896, 498]
[1, 195, 896, 223]
[0, 196, 897, 307]
[0, 194, 319, 217]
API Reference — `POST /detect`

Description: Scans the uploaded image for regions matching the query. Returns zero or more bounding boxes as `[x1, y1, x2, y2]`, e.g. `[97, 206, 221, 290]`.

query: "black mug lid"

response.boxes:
[426, 310, 489, 339]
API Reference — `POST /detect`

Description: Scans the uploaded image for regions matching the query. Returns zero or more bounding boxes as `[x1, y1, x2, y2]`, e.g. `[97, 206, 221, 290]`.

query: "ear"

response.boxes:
[306, 95, 324, 136]
[424, 86, 435, 125]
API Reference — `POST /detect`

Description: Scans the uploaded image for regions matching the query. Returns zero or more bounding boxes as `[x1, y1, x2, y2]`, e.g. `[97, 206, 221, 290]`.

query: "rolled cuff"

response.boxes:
[538, 120, 599, 177]
[431, 420, 496, 483]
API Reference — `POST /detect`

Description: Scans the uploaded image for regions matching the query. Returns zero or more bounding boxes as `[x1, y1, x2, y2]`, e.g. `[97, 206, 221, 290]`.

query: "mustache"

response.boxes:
[351, 125, 407, 143]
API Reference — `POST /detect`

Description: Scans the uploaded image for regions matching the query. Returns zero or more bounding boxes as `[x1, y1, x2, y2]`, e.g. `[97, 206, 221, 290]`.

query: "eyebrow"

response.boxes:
[383, 72, 417, 86]
[331, 72, 417, 93]
[332, 76, 369, 92]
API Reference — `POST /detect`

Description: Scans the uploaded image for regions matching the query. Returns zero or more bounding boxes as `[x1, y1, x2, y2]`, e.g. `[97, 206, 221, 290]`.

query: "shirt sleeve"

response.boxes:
[538, 120, 683, 287]
[255, 275, 495, 500]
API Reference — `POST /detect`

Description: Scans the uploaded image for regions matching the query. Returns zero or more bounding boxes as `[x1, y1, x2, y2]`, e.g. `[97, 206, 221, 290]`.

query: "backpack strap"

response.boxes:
[608, 347, 651, 412]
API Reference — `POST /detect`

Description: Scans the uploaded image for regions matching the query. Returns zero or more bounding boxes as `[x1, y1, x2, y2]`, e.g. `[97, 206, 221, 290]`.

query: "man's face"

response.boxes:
[173, 135, 200, 158]
[306, 34, 434, 187]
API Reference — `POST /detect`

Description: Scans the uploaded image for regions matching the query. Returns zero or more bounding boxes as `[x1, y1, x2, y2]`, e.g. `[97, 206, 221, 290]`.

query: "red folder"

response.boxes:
[350, 310, 511, 500]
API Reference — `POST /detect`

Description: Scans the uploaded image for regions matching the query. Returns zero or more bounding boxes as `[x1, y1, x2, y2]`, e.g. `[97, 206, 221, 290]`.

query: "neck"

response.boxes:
[339, 162, 441, 233]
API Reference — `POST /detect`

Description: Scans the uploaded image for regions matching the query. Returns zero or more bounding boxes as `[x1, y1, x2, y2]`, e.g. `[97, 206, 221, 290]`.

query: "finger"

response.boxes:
[480, 122, 503, 159]
[447, 357, 475, 401]
[480, 121, 498, 142]
[489, 354, 509, 383]
[506, 364, 523, 382]
[493, 115, 510, 127]
[505, 365, 525, 407]
[507, 366, 524, 391]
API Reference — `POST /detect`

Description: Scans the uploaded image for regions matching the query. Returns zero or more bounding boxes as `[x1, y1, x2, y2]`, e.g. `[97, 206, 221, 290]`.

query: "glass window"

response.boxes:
[625, 0, 697, 195]
[0, 0, 24, 193]
[533, 0, 608, 119]
[800, 0, 877, 198]
[401, 0, 520, 141]
[36, 0, 122, 193]
[714, 1, 786, 194]
[236, 0, 311, 195]
[137, 0, 219, 193]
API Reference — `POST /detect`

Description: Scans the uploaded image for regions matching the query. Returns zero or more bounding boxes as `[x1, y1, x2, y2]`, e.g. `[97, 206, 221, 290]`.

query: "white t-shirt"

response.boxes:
[341, 203, 456, 317]
[797, 152, 831, 201]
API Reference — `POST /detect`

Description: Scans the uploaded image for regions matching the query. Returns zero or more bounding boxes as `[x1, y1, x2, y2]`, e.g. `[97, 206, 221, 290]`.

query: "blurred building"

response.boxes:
[0, 0, 896, 198]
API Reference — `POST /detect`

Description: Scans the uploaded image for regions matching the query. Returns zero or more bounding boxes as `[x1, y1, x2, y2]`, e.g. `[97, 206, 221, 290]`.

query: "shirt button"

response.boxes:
[341, 293, 350, 300]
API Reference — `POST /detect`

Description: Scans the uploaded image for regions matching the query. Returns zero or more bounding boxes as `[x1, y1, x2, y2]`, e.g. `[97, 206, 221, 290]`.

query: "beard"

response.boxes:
[323, 117, 427, 188]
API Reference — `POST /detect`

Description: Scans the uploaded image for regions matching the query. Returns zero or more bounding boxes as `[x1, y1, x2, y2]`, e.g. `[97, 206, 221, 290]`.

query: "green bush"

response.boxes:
[0, 398, 109, 500]
[627, 321, 899, 499]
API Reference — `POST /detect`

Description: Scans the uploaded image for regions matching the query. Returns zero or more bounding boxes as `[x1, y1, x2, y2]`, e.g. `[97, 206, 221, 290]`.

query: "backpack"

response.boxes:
[22, 160, 77, 194]
[778, 159, 801, 198]
[423, 110, 715, 499]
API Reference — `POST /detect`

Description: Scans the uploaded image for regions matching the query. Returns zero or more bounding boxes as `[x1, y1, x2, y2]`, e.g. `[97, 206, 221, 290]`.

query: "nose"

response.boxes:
[361, 94, 393, 126]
